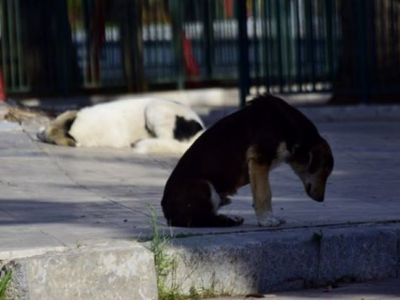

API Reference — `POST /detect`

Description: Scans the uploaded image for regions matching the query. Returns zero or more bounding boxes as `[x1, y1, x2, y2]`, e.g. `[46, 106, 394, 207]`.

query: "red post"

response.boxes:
[0, 67, 6, 101]
[225, 0, 233, 18]
[182, 33, 200, 77]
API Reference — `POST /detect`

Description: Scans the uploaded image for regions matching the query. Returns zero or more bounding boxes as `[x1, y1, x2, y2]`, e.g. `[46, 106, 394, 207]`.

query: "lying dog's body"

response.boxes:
[162, 94, 334, 227]
[37, 98, 205, 153]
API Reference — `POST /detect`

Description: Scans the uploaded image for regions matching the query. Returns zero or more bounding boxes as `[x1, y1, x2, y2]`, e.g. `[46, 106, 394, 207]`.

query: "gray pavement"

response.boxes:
[211, 278, 400, 299]
[1, 105, 400, 298]
[1, 119, 400, 259]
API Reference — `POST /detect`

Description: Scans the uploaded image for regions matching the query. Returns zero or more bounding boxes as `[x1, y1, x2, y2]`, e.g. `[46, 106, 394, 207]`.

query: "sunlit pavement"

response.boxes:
[1, 119, 400, 258]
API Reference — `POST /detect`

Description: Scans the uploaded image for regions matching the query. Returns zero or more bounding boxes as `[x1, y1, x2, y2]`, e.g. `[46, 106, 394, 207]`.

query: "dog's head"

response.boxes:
[288, 138, 334, 202]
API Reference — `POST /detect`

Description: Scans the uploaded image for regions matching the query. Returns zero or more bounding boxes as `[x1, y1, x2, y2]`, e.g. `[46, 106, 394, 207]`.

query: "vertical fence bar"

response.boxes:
[203, 0, 213, 79]
[82, 0, 91, 86]
[306, 0, 316, 90]
[285, 0, 292, 93]
[1, 0, 9, 90]
[356, 0, 369, 103]
[390, 0, 397, 74]
[14, 0, 24, 89]
[252, 0, 260, 94]
[275, 0, 284, 93]
[170, 0, 185, 89]
[326, 0, 334, 89]
[6, 0, 15, 89]
[237, 0, 249, 107]
[262, 0, 271, 93]
[295, 0, 303, 92]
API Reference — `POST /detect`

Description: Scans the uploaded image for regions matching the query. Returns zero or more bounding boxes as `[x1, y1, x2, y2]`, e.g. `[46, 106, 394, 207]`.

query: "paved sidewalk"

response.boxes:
[1, 103, 400, 298]
[211, 278, 400, 299]
[1, 117, 400, 259]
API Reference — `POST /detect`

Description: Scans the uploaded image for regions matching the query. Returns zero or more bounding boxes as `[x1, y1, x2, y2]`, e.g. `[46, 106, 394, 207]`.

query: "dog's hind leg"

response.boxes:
[162, 180, 243, 227]
[248, 160, 285, 227]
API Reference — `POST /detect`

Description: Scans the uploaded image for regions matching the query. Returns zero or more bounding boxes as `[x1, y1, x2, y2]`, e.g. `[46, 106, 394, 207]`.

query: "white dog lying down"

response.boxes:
[37, 98, 205, 153]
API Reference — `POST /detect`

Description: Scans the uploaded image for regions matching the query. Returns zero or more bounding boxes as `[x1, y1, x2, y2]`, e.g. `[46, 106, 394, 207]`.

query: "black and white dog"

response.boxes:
[162, 94, 334, 227]
[37, 98, 205, 153]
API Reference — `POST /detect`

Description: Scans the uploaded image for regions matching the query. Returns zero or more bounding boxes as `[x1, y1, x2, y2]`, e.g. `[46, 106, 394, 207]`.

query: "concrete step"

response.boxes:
[2, 223, 399, 299]
[3, 242, 157, 300]
[160, 224, 400, 296]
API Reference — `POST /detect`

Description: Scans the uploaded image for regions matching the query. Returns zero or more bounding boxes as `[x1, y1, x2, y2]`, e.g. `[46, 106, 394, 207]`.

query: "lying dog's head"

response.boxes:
[288, 138, 334, 202]
[36, 110, 78, 147]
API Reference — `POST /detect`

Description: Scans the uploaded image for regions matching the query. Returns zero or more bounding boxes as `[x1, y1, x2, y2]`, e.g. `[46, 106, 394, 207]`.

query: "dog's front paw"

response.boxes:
[258, 214, 285, 227]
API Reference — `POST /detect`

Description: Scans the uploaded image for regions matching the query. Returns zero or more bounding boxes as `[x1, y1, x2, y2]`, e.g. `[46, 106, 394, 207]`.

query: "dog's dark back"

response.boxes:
[166, 94, 320, 181]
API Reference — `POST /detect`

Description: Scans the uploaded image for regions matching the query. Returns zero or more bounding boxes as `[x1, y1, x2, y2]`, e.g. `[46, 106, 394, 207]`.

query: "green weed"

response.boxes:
[0, 270, 12, 300]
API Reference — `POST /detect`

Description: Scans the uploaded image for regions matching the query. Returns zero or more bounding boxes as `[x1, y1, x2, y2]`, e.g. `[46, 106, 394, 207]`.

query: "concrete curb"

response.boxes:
[162, 223, 400, 296]
[3, 242, 157, 300]
[2, 224, 400, 298]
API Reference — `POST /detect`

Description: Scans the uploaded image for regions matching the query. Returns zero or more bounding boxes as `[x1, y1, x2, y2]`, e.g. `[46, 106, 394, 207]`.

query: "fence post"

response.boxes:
[236, 0, 250, 107]
[122, 0, 145, 93]
[170, 0, 185, 90]
[203, 0, 214, 80]
[0, 67, 6, 101]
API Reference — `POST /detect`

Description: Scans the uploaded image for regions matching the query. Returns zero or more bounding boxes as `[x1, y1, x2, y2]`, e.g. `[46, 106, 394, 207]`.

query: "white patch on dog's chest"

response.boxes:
[270, 142, 290, 169]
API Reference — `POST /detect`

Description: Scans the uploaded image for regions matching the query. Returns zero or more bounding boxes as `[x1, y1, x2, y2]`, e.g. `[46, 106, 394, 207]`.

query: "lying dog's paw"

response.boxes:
[132, 141, 148, 154]
[229, 215, 244, 225]
[258, 214, 285, 227]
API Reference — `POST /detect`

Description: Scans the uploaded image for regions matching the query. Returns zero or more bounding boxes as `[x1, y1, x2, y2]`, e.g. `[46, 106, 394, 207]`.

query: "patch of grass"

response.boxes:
[147, 207, 227, 300]
[0, 270, 12, 300]
[148, 206, 179, 300]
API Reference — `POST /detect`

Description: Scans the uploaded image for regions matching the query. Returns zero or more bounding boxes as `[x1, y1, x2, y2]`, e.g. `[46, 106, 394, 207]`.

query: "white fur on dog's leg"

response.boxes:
[258, 213, 285, 227]
[133, 138, 190, 154]
[230, 215, 244, 224]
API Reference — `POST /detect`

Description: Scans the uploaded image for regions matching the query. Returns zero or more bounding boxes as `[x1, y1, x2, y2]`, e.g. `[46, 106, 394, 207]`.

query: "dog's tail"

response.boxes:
[37, 110, 78, 147]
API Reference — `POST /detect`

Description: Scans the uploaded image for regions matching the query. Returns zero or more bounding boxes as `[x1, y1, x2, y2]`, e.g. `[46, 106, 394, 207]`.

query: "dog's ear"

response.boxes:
[291, 144, 310, 165]
[308, 149, 321, 174]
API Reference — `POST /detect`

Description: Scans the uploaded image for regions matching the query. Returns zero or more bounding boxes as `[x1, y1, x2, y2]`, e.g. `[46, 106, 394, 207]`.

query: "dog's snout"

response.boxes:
[306, 183, 325, 202]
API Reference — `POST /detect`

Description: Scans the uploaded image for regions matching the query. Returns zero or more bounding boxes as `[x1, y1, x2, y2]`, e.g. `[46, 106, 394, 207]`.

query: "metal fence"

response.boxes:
[239, 0, 400, 104]
[0, 0, 28, 94]
[67, 0, 241, 91]
[1, 0, 400, 104]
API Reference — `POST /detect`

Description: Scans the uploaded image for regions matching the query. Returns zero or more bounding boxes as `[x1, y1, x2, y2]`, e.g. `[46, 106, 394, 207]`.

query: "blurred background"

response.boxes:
[1, 0, 400, 106]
